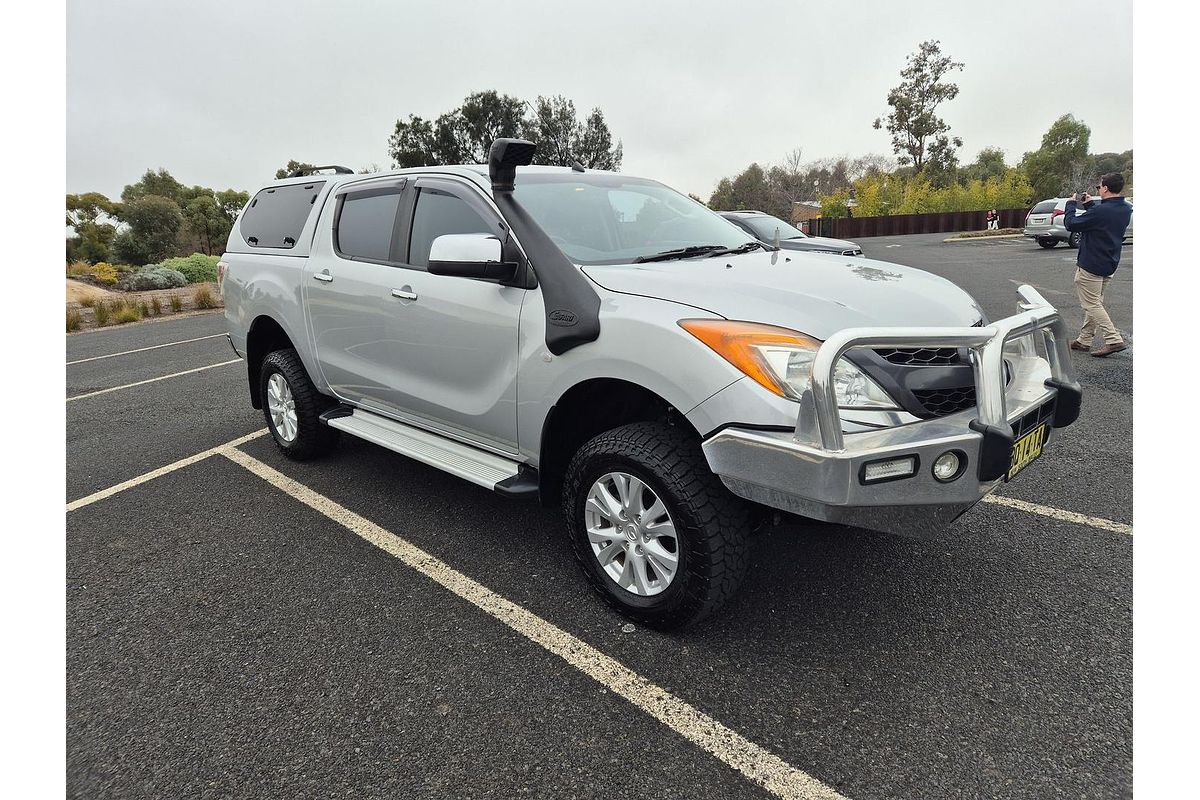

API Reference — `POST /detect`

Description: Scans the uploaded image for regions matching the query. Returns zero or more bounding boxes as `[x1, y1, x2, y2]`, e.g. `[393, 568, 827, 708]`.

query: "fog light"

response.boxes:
[861, 455, 918, 484]
[932, 451, 965, 483]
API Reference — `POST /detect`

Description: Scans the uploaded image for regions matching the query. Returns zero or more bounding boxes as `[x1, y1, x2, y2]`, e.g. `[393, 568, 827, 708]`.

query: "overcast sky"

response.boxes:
[66, 0, 1133, 200]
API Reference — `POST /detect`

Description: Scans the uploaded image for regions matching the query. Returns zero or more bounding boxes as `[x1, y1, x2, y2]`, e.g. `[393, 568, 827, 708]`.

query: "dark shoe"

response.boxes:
[1091, 342, 1128, 358]
[1069, 339, 1091, 351]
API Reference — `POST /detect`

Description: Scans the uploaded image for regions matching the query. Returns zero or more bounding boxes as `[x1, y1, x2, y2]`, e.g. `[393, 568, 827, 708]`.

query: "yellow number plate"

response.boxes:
[1006, 423, 1048, 481]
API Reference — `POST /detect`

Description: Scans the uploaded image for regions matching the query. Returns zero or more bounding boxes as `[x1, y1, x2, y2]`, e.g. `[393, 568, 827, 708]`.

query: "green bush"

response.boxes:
[93, 302, 111, 326]
[161, 253, 220, 283]
[117, 265, 188, 291]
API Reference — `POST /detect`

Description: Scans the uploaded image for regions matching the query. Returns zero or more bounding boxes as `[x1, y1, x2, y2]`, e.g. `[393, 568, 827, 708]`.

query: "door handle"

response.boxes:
[313, 272, 333, 283]
[391, 288, 418, 300]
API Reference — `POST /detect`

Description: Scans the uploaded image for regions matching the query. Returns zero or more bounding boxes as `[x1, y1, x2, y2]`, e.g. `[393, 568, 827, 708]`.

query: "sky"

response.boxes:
[66, 0, 1133, 201]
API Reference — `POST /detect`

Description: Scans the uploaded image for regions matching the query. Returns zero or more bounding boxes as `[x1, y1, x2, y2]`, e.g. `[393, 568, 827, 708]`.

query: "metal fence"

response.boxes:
[807, 208, 1029, 239]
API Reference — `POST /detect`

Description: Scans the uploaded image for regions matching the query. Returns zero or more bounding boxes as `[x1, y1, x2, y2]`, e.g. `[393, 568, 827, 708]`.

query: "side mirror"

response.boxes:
[427, 233, 519, 281]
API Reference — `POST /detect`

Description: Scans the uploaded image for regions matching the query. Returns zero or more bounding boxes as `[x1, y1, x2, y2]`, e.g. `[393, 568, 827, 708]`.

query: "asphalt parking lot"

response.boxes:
[66, 232, 1132, 800]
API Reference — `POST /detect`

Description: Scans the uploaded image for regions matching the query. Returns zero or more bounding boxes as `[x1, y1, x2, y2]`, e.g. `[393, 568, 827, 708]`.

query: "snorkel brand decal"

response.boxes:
[548, 309, 579, 327]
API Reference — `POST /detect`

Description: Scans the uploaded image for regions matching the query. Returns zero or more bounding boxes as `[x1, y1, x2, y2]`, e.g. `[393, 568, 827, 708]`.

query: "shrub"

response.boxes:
[67, 260, 92, 277]
[93, 302, 111, 326]
[113, 305, 142, 324]
[162, 253, 220, 283]
[151, 297, 163, 316]
[67, 310, 82, 332]
[169, 294, 183, 312]
[139, 301, 150, 317]
[91, 262, 119, 285]
[192, 284, 219, 309]
[78, 296, 96, 309]
[116, 265, 188, 291]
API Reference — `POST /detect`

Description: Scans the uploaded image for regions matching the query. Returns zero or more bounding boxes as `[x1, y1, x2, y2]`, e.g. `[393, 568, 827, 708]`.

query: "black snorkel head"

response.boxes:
[488, 138, 537, 192]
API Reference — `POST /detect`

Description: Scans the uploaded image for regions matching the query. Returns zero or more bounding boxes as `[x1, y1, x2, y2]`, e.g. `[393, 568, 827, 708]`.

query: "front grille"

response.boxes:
[912, 386, 977, 416]
[875, 347, 961, 366]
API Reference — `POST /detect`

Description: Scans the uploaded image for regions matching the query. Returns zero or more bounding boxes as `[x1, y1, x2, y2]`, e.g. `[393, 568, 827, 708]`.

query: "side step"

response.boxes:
[324, 409, 525, 492]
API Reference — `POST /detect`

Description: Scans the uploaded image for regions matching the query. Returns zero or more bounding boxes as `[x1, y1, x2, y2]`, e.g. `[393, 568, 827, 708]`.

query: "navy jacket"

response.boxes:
[1063, 196, 1132, 277]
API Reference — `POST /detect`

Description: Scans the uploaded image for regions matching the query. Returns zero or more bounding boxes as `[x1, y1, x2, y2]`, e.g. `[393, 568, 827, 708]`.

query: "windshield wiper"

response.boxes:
[633, 245, 727, 263]
[705, 241, 772, 258]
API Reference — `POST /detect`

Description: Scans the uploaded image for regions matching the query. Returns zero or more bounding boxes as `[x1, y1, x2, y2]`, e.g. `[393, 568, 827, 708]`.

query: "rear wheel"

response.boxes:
[562, 422, 751, 629]
[1037, 237, 1058, 249]
[1068, 231, 1081, 248]
[259, 348, 339, 460]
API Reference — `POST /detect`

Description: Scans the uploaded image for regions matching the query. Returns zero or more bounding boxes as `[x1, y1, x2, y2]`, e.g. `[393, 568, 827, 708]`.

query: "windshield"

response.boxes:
[741, 215, 807, 241]
[511, 174, 755, 265]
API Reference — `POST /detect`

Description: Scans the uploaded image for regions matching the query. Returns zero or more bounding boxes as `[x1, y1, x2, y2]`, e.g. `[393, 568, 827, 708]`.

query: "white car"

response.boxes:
[1023, 197, 1133, 248]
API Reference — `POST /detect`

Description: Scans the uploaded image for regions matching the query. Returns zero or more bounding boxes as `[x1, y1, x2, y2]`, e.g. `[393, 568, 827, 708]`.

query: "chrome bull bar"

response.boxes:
[794, 285, 1080, 460]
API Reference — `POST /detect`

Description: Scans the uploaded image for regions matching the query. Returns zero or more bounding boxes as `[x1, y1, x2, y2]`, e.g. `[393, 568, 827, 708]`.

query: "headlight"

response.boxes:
[679, 319, 900, 408]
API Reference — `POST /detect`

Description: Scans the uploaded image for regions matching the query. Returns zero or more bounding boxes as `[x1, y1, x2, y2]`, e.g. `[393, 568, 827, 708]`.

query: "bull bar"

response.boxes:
[701, 285, 1083, 536]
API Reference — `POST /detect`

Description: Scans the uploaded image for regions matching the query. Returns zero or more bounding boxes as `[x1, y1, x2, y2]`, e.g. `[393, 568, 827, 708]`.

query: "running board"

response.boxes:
[325, 409, 522, 491]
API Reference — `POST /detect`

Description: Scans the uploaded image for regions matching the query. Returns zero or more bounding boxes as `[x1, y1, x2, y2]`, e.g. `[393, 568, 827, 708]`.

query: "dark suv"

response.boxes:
[720, 210, 863, 256]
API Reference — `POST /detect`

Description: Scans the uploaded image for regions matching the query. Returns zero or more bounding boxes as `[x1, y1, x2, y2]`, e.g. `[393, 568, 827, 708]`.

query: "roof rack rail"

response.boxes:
[286, 165, 354, 177]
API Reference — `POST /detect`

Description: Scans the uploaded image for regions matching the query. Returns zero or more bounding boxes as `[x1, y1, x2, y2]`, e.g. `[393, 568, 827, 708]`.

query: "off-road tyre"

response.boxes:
[562, 422, 752, 629]
[259, 348, 339, 460]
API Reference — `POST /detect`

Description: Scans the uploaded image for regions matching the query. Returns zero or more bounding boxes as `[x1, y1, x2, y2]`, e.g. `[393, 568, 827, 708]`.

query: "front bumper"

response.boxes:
[701, 285, 1081, 536]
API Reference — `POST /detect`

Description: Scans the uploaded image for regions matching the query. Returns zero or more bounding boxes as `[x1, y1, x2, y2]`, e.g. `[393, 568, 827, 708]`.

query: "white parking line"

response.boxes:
[218, 445, 850, 800]
[66, 333, 228, 365]
[983, 495, 1132, 535]
[65, 359, 241, 402]
[65, 429, 268, 512]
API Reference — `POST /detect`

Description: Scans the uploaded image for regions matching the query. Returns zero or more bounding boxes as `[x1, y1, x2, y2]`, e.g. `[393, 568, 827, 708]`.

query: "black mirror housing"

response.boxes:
[427, 259, 520, 282]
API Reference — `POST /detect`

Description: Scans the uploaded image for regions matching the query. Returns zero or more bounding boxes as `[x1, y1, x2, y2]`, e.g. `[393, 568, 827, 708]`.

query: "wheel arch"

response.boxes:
[245, 315, 298, 409]
[538, 377, 698, 506]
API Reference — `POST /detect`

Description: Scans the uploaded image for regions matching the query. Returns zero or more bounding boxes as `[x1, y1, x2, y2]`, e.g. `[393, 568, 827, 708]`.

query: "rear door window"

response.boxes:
[335, 188, 404, 262]
[407, 187, 494, 268]
[241, 182, 325, 248]
[1030, 200, 1057, 214]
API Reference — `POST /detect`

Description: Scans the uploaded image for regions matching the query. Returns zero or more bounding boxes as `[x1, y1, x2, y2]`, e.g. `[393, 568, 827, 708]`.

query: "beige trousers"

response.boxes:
[1073, 267, 1122, 346]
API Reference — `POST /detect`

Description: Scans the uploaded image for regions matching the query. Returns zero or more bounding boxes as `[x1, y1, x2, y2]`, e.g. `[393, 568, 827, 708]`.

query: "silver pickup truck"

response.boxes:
[222, 138, 1081, 628]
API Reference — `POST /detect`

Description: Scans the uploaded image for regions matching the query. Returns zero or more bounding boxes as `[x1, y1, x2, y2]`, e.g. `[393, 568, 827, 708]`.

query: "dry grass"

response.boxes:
[112, 305, 142, 324]
[92, 302, 111, 326]
[192, 285, 218, 310]
[67, 310, 82, 332]
[151, 296, 163, 316]
[169, 294, 183, 312]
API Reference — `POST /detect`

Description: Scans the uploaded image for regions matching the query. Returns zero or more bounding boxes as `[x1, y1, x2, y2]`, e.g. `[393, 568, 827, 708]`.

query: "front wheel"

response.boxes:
[1037, 237, 1058, 249]
[562, 422, 751, 629]
[259, 348, 339, 460]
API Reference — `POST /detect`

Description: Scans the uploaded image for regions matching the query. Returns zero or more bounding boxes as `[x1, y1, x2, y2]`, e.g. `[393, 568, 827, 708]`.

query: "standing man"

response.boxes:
[1064, 172, 1133, 357]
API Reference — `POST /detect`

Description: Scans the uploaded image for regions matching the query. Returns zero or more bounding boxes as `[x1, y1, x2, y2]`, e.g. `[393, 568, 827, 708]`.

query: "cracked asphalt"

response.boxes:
[66, 233, 1132, 799]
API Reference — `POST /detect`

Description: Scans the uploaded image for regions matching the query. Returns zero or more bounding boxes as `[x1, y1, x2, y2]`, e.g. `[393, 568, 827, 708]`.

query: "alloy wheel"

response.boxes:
[584, 471, 680, 596]
[266, 372, 298, 442]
